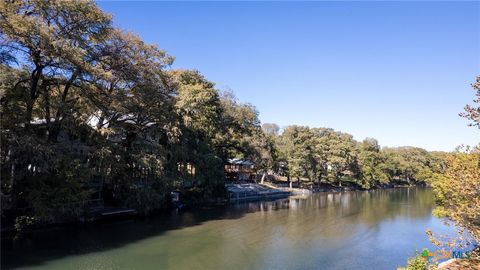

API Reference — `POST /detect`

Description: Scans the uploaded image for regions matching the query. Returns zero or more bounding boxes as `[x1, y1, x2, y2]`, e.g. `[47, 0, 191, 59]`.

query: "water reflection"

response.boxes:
[2, 188, 454, 270]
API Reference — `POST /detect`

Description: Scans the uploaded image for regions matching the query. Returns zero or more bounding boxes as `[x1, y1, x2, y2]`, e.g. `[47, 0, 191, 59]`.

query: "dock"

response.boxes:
[226, 183, 291, 203]
[82, 202, 138, 222]
[99, 208, 137, 217]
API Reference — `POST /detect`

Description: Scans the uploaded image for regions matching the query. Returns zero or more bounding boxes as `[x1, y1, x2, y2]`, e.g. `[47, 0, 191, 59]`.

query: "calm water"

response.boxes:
[2, 188, 457, 270]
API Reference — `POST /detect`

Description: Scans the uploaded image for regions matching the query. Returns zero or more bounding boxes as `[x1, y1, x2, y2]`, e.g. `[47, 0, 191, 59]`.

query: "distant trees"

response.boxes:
[277, 126, 316, 184]
[262, 123, 280, 136]
[272, 126, 439, 189]
[325, 131, 357, 186]
[357, 138, 388, 189]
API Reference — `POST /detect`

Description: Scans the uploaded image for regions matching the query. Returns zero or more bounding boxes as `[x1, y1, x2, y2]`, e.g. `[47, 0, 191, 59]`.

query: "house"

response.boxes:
[225, 158, 256, 181]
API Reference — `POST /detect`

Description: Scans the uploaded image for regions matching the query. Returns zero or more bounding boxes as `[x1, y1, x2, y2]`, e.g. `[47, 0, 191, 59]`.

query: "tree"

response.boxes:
[262, 123, 280, 136]
[431, 147, 480, 243]
[0, 0, 179, 221]
[0, 0, 112, 126]
[278, 126, 318, 187]
[255, 123, 281, 183]
[424, 77, 480, 267]
[429, 76, 480, 245]
[460, 76, 480, 128]
[358, 138, 388, 188]
[310, 128, 333, 183]
[326, 131, 358, 186]
[169, 69, 222, 138]
[168, 69, 224, 190]
[215, 90, 261, 159]
[1, 0, 113, 223]
[381, 147, 434, 185]
[250, 129, 278, 184]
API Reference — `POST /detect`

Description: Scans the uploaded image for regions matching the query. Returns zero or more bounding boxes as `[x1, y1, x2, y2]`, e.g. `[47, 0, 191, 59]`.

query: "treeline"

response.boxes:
[263, 124, 447, 189]
[0, 0, 458, 227]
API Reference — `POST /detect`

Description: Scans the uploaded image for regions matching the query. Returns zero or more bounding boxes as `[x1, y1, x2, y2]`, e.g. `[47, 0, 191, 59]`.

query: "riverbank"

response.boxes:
[260, 178, 426, 194]
[225, 179, 428, 204]
[1, 181, 426, 235]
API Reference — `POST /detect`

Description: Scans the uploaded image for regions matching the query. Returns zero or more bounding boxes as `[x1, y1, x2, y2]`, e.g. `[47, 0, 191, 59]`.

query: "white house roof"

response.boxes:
[227, 158, 253, 165]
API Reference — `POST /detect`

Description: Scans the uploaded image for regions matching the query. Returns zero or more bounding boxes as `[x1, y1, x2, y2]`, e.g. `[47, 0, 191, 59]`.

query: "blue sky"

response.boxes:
[98, 1, 479, 151]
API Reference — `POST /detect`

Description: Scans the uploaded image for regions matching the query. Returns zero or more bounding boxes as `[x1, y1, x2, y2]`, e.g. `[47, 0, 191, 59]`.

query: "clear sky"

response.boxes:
[97, 1, 480, 151]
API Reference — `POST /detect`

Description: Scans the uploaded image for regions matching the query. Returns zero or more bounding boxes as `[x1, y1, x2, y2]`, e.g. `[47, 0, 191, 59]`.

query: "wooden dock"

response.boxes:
[99, 208, 137, 217]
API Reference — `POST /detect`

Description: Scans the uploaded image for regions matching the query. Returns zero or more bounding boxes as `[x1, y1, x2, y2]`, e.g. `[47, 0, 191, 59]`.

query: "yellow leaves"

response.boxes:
[432, 147, 480, 243]
[432, 206, 447, 218]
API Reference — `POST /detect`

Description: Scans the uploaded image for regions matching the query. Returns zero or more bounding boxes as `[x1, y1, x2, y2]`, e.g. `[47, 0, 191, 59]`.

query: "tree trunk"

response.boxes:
[25, 99, 34, 126]
[97, 115, 105, 129]
[43, 83, 51, 139]
[260, 172, 266, 184]
[26, 63, 43, 126]
[9, 150, 14, 192]
[55, 70, 79, 122]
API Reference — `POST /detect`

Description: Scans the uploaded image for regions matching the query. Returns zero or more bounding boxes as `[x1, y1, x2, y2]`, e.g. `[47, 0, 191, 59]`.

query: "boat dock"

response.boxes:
[98, 208, 137, 218]
[226, 183, 291, 203]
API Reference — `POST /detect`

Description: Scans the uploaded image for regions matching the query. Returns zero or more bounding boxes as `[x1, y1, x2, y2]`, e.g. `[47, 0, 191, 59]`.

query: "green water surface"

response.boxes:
[2, 188, 455, 270]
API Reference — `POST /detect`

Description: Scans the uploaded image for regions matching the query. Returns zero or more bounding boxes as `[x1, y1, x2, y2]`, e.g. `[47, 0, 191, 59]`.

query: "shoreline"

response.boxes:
[1, 183, 426, 236]
[259, 180, 425, 194]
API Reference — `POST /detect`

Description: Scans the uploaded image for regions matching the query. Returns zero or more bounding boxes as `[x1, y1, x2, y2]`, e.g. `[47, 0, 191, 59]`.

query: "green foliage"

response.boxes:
[170, 69, 222, 137]
[274, 126, 438, 188]
[358, 138, 389, 188]
[125, 184, 169, 216]
[14, 216, 35, 232]
[430, 146, 480, 243]
[277, 126, 316, 181]
[381, 147, 437, 184]
[26, 172, 91, 223]
[181, 183, 228, 206]
[216, 90, 261, 159]
[428, 76, 480, 245]
[397, 254, 429, 270]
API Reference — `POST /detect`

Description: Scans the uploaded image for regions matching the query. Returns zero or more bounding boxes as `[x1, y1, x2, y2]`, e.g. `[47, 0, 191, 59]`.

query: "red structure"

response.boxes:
[224, 159, 256, 181]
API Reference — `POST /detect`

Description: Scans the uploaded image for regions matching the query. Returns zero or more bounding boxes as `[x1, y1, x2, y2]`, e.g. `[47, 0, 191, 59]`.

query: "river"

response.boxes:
[2, 188, 457, 270]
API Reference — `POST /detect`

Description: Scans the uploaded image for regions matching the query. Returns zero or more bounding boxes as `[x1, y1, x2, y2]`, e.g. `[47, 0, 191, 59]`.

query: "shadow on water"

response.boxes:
[1, 187, 436, 269]
[1, 199, 291, 269]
